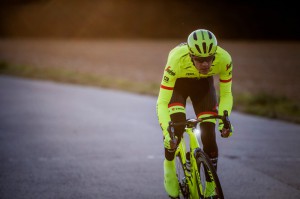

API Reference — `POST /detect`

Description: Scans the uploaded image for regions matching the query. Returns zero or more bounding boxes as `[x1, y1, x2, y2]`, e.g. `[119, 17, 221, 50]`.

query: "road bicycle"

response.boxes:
[167, 110, 232, 199]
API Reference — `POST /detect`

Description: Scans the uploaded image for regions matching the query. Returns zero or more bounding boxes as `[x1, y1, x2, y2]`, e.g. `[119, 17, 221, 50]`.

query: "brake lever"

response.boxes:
[167, 121, 178, 149]
[222, 110, 232, 131]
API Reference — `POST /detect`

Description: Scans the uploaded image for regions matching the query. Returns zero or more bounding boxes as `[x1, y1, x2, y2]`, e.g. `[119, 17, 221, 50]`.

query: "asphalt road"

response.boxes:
[0, 76, 299, 199]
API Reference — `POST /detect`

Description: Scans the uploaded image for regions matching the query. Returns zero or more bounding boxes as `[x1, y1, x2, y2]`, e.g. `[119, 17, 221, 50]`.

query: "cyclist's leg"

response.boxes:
[189, 76, 218, 170]
[190, 77, 219, 197]
[164, 78, 189, 198]
[199, 122, 220, 197]
[200, 122, 218, 171]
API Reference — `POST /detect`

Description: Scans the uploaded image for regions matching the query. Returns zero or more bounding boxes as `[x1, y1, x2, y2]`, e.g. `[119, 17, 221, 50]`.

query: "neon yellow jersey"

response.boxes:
[156, 43, 233, 135]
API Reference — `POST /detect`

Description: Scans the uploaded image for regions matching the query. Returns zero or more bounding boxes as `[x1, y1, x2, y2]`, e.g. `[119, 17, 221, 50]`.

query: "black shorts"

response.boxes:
[169, 76, 218, 119]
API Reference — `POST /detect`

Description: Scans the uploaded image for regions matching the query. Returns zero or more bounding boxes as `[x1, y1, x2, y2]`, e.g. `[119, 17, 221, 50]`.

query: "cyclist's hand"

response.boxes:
[163, 133, 178, 150]
[218, 122, 234, 138]
[221, 128, 232, 138]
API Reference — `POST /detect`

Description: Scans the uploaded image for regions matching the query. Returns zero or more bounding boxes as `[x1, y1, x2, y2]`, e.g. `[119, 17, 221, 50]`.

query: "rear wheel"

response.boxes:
[194, 149, 224, 199]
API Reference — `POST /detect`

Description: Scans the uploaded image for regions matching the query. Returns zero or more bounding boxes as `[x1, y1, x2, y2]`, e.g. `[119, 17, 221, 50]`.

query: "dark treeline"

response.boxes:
[0, 0, 298, 40]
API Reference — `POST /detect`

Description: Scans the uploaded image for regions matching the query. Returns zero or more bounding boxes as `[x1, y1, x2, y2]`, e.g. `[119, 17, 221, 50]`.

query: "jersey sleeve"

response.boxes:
[156, 50, 179, 135]
[218, 53, 233, 116]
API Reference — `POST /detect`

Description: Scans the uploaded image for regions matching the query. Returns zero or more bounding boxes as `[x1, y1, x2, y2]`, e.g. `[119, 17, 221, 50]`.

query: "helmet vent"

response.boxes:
[195, 44, 202, 54]
[208, 43, 213, 53]
[188, 45, 194, 54]
[193, 32, 198, 40]
[202, 42, 207, 53]
[201, 31, 205, 40]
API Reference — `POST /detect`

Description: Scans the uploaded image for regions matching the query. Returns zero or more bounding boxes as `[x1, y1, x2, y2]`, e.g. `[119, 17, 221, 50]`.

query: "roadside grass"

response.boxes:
[1, 61, 299, 124]
[234, 93, 300, 123]
[0, 61, 160, 96]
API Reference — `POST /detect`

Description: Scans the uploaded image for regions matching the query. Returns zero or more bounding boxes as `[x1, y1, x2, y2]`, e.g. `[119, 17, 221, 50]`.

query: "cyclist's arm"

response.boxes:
[156, 54, 179, 136]
[218, 55, 233, 117]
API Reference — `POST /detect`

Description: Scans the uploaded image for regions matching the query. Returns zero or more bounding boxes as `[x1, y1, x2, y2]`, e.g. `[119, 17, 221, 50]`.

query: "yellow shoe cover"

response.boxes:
[204, 181, 216, 197]
[164, 159, 179, 198]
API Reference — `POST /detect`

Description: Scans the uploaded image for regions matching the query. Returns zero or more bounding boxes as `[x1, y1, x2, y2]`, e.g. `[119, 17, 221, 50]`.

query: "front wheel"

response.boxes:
[175, 152, 189, 199]
[194, 149, 224, 199]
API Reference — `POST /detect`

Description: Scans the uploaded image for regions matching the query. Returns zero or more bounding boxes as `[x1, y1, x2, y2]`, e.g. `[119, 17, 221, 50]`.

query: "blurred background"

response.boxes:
[0, 0, 300, 122]
[0, 0, 299, 40]
[1, 2, 300, 198]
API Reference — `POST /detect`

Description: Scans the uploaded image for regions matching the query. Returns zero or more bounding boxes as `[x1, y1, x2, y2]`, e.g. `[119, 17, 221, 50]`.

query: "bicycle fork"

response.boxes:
[176, 128, 202, 198]
[188, 128, 204, 198]
[175, 137, 189, 197]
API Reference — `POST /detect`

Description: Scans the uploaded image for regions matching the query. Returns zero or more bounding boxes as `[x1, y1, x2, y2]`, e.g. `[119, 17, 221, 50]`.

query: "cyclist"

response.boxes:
[156, 29, 234, 198]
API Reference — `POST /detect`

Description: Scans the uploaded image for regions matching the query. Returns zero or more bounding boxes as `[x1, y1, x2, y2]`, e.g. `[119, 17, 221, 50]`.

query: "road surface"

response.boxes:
[0, 76, 299, 199]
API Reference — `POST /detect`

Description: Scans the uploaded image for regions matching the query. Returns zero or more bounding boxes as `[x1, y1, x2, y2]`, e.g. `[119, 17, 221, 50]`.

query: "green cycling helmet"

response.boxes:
[187, 29, 218, 57]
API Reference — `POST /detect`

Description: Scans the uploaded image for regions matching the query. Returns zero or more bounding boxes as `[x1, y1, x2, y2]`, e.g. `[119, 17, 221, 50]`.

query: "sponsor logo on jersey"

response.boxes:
[172, 107, 185, 111]
[226, 62, 232, 71]
[163, 76, 169, 82]
[165, 66, 176, 76]
[186, 73, 195, 76]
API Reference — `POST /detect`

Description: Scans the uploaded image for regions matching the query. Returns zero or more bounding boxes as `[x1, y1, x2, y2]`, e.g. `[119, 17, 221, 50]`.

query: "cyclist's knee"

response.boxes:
[200, 122, 216, 145]
[170, 112, 186, 134]
[165, 148, 176, 161]
[200, 121, 215, 133]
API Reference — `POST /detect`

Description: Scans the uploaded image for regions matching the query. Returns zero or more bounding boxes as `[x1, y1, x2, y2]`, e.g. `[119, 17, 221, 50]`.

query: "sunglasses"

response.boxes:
[191, 54, 215, 63]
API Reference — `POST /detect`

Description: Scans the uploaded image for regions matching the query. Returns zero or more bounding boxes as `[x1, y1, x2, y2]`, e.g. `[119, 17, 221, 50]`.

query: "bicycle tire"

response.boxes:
[175, 152, 189, 199]
[194, 148, 224, 199]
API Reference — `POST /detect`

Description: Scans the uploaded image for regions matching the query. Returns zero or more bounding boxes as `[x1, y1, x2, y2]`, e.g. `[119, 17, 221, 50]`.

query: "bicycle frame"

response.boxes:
[170, 110, 230, 199]
[175, 126, 203, 198]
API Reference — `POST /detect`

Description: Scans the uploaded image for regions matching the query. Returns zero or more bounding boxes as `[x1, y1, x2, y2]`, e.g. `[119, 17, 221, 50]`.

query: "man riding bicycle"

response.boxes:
[156, 29, 234, 198]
